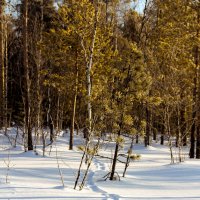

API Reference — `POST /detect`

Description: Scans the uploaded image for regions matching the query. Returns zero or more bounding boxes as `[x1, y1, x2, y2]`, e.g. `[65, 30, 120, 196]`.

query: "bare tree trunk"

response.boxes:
[190, 109, 196, 158]
[136, 134, 139, 144]
[75, 120, 79, 135]
[0, 1, 5, 128]
[123, 135, 134, 177]
[56, 93, 60, 132]
[195, 8, 200, 159]
[47, 88, 54, 142]
[196, 128, 200, 158]
[69, 52, 78, 150]
[153, 121, 157, 141]
[180, 108, 187, 146]
[110, 139, 119, 180]
[177, 106, 183, 162]
[105, 0, 108, 23]
[23, 0, 33, 151]
[79, 137, 101, 190]
[165, 107, 174, 164]
[190, 7, 200, 158]
[4, 19, 8, 130]
[74, 140, 91, 189]
[86, 9, 98, 137]
[145, 105, 150, 147]
[74, 2, 99, 189]
[36, 0, 44, 143]
[160, 123, 164, 145]
[110, 119, 122, 181]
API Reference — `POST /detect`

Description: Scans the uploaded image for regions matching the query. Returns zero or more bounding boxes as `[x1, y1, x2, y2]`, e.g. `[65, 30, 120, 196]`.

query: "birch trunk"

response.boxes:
[86, 12, 98, 138]
[74, 2, 98, 189]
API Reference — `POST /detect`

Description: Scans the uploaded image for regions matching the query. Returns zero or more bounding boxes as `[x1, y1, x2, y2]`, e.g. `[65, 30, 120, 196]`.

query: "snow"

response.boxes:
[0, 129, 200, 200]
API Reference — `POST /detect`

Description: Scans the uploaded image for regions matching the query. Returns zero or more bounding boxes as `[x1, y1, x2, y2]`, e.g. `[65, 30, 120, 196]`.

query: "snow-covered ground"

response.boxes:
[0, 128, 200, 200]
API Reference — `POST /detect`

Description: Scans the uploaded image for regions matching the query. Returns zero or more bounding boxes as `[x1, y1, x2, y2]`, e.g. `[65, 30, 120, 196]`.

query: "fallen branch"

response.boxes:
[95, 154, 126, 164]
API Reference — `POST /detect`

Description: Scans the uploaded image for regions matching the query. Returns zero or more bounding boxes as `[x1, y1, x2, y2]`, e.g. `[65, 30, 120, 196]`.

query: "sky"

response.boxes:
[133, 0, 146, 13]
[5, 0, 147, 16]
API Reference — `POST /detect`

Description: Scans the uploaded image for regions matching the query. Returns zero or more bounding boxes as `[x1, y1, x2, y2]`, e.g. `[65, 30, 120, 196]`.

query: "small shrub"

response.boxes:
[77, 145, 85, 151]
[130, 154, 141, 160]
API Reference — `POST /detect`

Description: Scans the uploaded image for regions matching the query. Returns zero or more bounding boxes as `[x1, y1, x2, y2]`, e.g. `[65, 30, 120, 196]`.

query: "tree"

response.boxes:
[22, 0, 33, 151]
[193, 1, 200, 159]
[108, 37, 151, 180]
[0, 0, 5, 128]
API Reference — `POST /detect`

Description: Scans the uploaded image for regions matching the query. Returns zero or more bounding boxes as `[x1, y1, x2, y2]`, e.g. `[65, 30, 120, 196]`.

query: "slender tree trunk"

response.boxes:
[180, 108, 187, 146]
[195, 8, 200, 159]
[49, 118, 53, 142]
[74, 2, 99, 188]
[56, 93, 60, 132]
[47, 88, 54, 142]
[136, 134, 139, 143]
[36, 0, 44, 141]
[190, 123, 196, 158]
[69, 54, 78, 150]
[79, 137, 101, 190]
[0, 1, 5, 128]
[160, 123, 164, 145]
[153, 121, 157, 141]
[165, 108, 174, 163]
[145, 105, 150, 147]
[110, 64, 131, 181]
[123, 135, 134, 177]
[176, 131, 179, 148]
[196, 128, 200, 159]
[4, 19, 8, 130]
[86, 9, 98, 137]
[105, 0, 108, 23]
[75, 121, 79, 135]
[177, 106, 183, 162]
[110, 118, 122, 181]
[190, 7, 200, 158]
[23, 0, 33, 151]
[110, 134, 120, 180]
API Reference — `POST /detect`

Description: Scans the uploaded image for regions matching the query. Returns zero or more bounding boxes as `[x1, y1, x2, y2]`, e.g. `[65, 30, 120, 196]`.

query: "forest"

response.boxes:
[0, 0, 200, 198]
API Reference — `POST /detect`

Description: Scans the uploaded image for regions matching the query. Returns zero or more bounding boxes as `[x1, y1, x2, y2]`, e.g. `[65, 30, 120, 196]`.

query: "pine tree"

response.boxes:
[108, 36, 151, 180]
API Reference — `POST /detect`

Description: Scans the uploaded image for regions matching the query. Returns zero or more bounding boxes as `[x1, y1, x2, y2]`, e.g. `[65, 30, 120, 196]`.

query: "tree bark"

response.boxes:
[69, 53, 78, 150]
[0, 1, 5, 128]
[4, 18, 8, 129]
[153, 121, 157, 141]
[160, 123, 164, 145]
[86, 9, 98, 137]
[190, 110, 196, 158]
[110, 130, 120, 180]
[195, 8, 200, 159]
[110, 111, 124, 180]
[74, 2, 99, 188]
[180, 108, 187, 146]
[145, 105, 150, 147]
[123, 135, 134, 177]
[23, 0, 33, 151]
[190, 6, 200, 158]
[36, 0, 44, 139]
